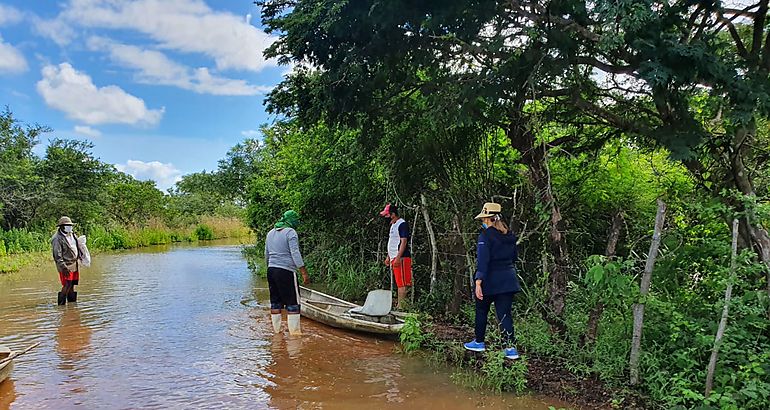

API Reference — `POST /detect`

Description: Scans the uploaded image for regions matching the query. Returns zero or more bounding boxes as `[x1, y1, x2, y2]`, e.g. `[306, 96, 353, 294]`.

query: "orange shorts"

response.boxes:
[59, 270, 79, 286]
[392, 257, 412, 288]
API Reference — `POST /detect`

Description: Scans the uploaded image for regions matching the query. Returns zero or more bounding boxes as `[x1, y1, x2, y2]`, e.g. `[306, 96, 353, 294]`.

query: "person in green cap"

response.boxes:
[265, 210, 310, 336]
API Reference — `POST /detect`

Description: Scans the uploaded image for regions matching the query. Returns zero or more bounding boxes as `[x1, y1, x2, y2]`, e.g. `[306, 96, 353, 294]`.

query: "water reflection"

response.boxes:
[0, 379, 16, 410]
[56, 306, 92, 365]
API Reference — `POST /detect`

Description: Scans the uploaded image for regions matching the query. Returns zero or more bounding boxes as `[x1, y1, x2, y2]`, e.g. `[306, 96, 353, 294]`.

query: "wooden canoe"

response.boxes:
[0, 342, 39, 384]
[0, 345, 12, 384]
[299, 286, 405, 335]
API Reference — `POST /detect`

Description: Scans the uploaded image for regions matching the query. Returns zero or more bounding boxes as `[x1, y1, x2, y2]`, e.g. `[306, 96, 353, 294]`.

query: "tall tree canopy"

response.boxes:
[261, 0, 770, 327]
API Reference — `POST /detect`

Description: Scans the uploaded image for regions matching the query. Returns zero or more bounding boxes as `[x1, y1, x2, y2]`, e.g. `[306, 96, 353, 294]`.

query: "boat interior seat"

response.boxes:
[348, 289, 392, 316]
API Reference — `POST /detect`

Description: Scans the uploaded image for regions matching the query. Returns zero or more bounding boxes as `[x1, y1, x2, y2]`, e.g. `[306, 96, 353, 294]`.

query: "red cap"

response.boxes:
[379, 203, 392, 217]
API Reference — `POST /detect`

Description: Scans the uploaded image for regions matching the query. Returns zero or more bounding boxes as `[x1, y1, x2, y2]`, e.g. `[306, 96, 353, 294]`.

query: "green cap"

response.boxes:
[275, 210, 300, 229]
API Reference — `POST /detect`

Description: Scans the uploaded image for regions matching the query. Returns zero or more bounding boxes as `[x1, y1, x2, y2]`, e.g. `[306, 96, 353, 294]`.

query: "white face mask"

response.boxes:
[63, 225, 73, 233]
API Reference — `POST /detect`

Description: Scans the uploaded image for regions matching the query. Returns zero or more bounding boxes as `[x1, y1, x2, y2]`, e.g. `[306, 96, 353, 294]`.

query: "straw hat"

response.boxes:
[57, 216, 75, 226]
[474, 202, 502, 220]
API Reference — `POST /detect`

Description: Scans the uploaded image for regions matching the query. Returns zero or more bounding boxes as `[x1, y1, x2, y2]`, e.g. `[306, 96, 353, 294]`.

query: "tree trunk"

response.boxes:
[605, 211, 623, 257]
[705, 219, 740, 398]
[420, 193, 439, 294]
[507, 125, 570, 335]
[629, 199, 667, 386]
[729, 124, 770, 317]
[449, 211, 468, 315]
[410, 205, 420, 303]
[583, 211, 624, 347]
[683, 122, 770, 316]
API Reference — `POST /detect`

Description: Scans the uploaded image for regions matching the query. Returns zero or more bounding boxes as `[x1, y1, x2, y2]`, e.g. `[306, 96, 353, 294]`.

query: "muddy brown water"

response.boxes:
[0, 241, 569, 409]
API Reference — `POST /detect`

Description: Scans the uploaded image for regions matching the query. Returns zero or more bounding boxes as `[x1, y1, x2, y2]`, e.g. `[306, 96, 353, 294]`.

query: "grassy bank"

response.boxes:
[398, 314, 642, 409]
[0, 216, 252, 273]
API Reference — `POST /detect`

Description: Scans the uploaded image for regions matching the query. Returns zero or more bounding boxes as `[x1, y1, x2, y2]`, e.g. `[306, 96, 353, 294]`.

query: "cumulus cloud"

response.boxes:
[116, 160, 182, 191]
[36, 63, 164, 126]
[74, 125, 102, 138]
[59, 0, 278, 72]
[0, 5, 28, 74]
[0, 4, 22, 26]
[87, 37, 273, 96]
[0, 36, 27, 73]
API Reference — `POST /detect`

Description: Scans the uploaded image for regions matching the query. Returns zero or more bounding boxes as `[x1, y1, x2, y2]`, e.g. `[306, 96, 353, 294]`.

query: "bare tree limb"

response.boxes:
[715, 11, 750, 58]
[630, 199, 667, 386]
[705, 219, 740, 398]
[751, 0, 768, 58]
[576, 56, 639, 76]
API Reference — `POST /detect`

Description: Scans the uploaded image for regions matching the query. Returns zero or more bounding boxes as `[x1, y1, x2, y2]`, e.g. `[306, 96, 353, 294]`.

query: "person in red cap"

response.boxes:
[380, 203, 411, 309]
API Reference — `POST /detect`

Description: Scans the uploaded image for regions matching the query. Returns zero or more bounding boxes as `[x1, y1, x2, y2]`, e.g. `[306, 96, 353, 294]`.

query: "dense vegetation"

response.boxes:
[239, 1, 770, 408]
[0, 109, 250, 272]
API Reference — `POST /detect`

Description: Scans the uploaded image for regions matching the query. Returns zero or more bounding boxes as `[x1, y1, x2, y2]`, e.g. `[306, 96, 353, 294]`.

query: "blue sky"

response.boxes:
[0, 0, 286, 190]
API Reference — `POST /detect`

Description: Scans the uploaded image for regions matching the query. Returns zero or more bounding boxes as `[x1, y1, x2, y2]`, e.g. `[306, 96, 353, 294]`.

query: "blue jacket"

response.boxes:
[475, 227, 521, 296]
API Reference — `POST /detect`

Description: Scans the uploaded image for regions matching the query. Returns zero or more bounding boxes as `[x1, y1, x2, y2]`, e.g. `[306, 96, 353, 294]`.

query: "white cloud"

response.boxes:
[36, 63, 164, 126]
[87, 37, 273, 96]
[241, 129, 260, 138]
[116, 160, 182, 191]
[32, 16, 77, 46]
[0, 4, 23, 26]
[0, 36, 27, 73]
[74, 125, 102, 138]
[59, 0, 278, 72]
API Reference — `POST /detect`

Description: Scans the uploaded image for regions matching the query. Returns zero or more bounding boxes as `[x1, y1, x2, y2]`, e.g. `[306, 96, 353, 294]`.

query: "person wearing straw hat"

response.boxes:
[265, 210, 310, 336]
[379, 203, 412, 309]
[51, 216, 81, 305]
[463, 202, 521, 360]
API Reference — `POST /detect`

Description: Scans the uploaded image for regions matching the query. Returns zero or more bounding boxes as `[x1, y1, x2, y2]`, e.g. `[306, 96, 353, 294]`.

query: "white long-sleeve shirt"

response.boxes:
[264, 227, 305, 272]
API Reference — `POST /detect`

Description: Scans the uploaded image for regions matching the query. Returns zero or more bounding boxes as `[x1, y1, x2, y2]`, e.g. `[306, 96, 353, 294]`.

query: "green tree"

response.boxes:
[260, 0, 770, 329]
[38, 139, 113, 226]
[0, 109, 48, 229]
[105, 172, 166, 225]
[260, 0, 581, 330]
[217, 138, 264, 204]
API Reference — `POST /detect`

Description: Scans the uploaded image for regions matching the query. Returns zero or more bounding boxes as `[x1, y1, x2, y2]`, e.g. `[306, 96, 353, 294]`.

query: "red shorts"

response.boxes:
[392, 257, 412, 288]
[59, 271, 79, 286]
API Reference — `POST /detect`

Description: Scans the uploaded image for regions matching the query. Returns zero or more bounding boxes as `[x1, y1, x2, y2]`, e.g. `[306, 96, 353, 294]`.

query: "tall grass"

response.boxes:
[0, 215, 253, 273]
[87, 217, 252, 250]
[0, 229, 49, 255]
[199, 215, 251, 239]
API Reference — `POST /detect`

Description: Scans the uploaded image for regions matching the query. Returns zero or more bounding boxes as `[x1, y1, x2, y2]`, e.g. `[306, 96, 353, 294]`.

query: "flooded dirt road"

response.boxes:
[0, 242, 567, 409]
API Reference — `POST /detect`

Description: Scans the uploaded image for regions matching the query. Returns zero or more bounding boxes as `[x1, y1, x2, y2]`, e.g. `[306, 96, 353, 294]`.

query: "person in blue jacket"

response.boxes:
[463, 202, 521, 359]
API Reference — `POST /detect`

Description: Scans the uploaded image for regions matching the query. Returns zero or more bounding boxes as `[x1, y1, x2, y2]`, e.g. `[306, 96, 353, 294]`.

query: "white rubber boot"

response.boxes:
[287, 314, 302, 336]
[271, 313, 282, 333]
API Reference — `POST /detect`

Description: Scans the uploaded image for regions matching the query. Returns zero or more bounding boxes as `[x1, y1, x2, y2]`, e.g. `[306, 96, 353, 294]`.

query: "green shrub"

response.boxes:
[109, 228, 136, 249]
[242, 245, 265, 276]
[194, 224, 214, 241]
[400, 314, 429, 353]
[481, 350, 528, 393]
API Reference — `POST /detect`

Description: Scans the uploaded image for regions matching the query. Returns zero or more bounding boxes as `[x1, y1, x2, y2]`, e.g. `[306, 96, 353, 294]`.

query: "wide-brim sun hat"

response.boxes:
[57, 216, 75, 226]
[474, 202, 502, 220]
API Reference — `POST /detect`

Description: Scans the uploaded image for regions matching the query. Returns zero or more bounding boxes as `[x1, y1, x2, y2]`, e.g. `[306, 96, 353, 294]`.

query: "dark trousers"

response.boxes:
[474, 291, 515, 345]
